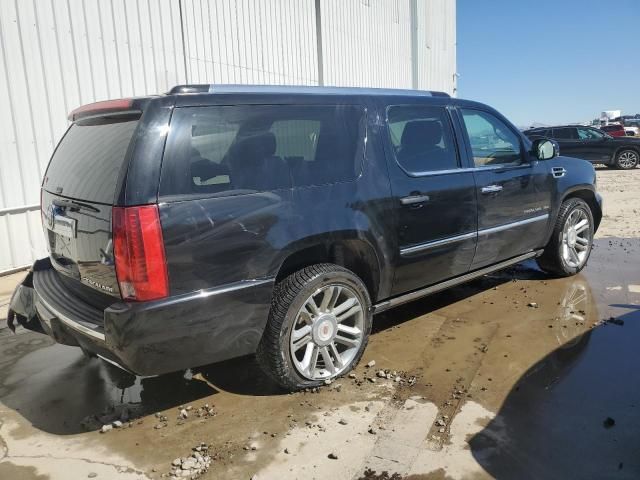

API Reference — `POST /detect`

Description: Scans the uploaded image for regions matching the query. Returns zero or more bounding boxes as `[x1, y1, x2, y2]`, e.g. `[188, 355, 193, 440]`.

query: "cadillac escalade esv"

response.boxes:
[9, 85, 602, 390]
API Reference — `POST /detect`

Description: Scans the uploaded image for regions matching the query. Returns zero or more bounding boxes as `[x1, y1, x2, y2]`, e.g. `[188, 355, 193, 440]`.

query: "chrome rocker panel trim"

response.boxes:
[374, 250, 543, 314]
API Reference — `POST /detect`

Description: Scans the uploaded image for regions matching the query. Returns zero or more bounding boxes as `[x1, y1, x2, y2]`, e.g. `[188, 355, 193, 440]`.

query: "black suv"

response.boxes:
[524, 125, 640, 169]
[9, 85, 602, 390]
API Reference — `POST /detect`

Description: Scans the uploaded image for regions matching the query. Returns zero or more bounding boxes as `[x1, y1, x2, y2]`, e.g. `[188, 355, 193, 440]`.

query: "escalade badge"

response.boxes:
[82, 277, 114, 293]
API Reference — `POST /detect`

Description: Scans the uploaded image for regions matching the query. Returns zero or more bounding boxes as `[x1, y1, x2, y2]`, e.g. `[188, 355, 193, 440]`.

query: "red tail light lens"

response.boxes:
[113, 205, 168, 301]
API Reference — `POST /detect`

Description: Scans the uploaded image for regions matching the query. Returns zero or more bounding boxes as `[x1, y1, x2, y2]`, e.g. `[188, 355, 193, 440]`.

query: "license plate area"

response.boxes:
[51, 215, 77, 238]
[53, 231, 77, 260]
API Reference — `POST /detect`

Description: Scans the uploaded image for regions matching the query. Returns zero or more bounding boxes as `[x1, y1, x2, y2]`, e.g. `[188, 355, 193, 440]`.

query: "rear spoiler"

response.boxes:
[67, 97, 154, 122]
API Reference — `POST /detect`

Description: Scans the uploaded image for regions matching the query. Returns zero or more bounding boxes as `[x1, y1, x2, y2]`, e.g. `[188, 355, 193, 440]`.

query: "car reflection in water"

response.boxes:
[470, 276, 640, 479]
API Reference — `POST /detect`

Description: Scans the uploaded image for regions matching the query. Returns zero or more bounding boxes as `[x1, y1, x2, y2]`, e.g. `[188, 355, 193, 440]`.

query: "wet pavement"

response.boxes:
[0, 237, 638, 479]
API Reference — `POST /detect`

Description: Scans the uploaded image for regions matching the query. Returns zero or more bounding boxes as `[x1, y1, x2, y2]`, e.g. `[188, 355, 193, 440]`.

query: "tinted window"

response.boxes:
[387, 105, 459, 173]
[460, 109, 522, 167]
[577, 127, 605, 140]
[525, 129, 549, 137]
[43, 115, 139, 203]
[552, 127, 578, 140]
[160, 105, 364, 199]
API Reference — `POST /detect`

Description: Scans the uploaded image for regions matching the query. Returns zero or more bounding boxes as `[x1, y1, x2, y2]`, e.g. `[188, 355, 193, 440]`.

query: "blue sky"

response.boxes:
[457, 0, 640, 127]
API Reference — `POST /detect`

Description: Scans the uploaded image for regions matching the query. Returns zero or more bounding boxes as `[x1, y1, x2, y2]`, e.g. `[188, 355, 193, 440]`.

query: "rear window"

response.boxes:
[44, 115, 139, 204]
[159, 104, 365, 200]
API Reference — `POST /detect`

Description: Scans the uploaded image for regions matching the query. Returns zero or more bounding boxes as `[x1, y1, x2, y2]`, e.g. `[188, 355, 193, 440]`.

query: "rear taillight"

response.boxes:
[113, 205, 168, 301]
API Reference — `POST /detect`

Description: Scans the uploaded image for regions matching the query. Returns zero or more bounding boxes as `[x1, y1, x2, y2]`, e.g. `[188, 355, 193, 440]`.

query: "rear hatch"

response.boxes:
[41, 109, 141, 309]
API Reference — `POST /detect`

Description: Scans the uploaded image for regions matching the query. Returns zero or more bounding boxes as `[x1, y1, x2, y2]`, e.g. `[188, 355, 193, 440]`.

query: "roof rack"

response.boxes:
[167, 84, 450, 98]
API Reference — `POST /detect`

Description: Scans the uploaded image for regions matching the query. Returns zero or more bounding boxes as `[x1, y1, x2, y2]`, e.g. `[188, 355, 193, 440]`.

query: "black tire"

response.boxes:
[536, 198, 594, 277]
[257, 264, 372, 391]
[614, 149, 639, 169]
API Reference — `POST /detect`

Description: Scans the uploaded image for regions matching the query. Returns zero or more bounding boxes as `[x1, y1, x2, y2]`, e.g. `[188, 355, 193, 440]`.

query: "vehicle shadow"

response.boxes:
[468, 304, 640, 479]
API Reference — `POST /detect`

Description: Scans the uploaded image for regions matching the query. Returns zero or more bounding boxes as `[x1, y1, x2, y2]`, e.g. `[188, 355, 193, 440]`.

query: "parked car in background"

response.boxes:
[9, 85, 602, 390]
[600, 124, 626, 137]
[524, 125, 640, 169]
[624, 126, 638, 137]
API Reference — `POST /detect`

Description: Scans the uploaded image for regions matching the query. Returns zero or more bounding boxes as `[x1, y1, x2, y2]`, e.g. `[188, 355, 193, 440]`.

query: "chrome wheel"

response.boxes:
[617, 150, 639, 169]
[290, 284, 364, 380]
[561, 209, 591, 269]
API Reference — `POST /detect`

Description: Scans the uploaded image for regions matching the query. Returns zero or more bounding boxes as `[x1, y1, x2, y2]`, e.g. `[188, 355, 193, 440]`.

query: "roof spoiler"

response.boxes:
[68, 98, 140, 122]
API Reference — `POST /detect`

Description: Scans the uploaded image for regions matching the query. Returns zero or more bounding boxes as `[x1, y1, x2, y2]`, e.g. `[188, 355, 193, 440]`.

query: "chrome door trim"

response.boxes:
[400, 231, 476, 257]
[402, 163, 532, 178]
[399, 213, 549, 257]
[478, 213, 549, 236]
[374, 250, 543, 313]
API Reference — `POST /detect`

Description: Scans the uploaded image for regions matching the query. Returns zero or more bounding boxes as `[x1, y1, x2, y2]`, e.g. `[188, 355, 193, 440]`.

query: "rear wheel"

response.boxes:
[615, 149, 639, 169]
[257, 264, 372, 390]
[537, 198, 594, 277]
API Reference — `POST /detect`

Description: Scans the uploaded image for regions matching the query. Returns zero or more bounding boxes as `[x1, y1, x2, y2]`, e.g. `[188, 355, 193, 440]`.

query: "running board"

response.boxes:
[373, 250, 543, 314]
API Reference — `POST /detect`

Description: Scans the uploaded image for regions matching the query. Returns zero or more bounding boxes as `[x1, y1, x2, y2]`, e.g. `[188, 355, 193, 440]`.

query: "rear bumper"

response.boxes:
[10, 258, 274, 376]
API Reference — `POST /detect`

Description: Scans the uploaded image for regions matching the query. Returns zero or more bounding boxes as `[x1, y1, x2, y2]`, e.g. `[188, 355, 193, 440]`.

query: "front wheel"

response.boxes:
[615, 149, 639, 169]
[257, 264, 372, 390]
[537, 198, 594, 277]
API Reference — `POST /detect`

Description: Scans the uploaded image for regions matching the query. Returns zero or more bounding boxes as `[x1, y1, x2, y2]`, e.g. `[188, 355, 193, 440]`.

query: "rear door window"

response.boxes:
[43, 114, 140, 204]
[159, 105, 365, 199]
[387, 105, 459, 173]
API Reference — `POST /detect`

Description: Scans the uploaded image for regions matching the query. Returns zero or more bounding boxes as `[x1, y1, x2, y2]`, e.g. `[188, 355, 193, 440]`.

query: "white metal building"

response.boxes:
[0, 0, 456, 273]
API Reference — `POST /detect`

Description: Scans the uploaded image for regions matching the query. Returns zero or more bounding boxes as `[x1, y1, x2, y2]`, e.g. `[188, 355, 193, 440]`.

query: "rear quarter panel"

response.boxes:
[159, 101, 396, 300]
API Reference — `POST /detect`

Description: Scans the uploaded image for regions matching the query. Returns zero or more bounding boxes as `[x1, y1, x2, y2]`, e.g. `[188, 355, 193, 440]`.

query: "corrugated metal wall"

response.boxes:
[0, 0, 456, 273]
[321, 0, 413, 88]
[181, 0, 319, 85]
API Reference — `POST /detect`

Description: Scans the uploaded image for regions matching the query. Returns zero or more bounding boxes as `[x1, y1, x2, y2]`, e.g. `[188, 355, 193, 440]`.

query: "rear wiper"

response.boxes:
[52, 198, 100, 213]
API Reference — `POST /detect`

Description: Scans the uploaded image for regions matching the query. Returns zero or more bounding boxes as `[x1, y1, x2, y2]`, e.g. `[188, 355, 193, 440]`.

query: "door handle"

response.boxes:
[400, 194, 430, 206]
[481, 185, 503, 194]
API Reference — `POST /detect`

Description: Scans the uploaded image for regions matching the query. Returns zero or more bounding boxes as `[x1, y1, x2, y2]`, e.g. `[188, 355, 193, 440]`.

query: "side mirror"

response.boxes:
[532, 138, 559, 161]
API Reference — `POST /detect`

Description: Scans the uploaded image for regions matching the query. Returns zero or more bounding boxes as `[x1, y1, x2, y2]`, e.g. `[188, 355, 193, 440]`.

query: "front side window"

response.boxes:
[460, 109, 522, 167]
[577, 127, 605, 140]
[552, 127, 578, 140]
[387, 105, 459, 173]
[160, 105, 365, 199]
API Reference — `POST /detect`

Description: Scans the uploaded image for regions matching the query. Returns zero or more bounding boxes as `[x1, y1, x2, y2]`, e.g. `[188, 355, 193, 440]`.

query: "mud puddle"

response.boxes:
[0, 237, 638, 479]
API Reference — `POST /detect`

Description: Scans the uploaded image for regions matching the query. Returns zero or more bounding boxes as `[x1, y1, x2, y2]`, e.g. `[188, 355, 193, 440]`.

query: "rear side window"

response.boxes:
[552, 127, 578, 140]
[159, 105, 365, 199]
[43, 115, 139, 204]
[530, 129, 550, 137]
[387, 105, 459, 173]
